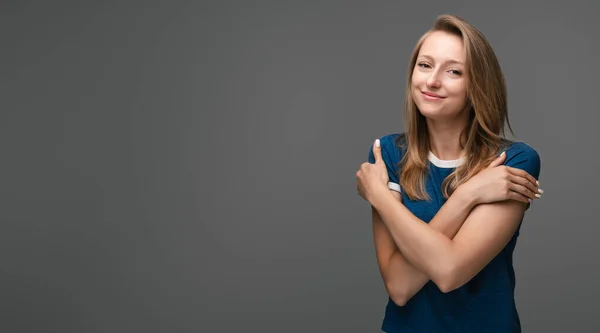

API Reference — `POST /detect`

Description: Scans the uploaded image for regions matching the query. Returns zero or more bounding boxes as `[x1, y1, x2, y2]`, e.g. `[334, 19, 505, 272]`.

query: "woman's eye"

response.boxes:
[418, 63, 431, 69]
[449, 69, 462, 76]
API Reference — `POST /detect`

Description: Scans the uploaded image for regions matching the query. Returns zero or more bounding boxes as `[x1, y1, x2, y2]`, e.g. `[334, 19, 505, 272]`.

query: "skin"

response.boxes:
[413, 31, 471, 160]
[356, 31, 544, 304]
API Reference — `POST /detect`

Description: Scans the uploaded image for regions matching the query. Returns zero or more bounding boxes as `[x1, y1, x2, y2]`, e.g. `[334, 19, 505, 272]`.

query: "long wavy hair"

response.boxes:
[399, 14, 513, 201]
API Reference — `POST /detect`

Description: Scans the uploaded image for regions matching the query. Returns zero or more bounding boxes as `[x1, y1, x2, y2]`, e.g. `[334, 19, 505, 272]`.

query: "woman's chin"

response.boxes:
[417, 104, 466, 121]
[418, 108, 447, 119]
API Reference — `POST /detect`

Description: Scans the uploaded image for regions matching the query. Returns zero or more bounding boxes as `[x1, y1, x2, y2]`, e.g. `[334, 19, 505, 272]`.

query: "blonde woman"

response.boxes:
[356, 15, 543, 333]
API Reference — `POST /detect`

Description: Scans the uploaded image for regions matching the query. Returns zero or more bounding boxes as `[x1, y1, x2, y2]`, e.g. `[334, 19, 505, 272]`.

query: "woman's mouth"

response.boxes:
[422, 91, 445, 100]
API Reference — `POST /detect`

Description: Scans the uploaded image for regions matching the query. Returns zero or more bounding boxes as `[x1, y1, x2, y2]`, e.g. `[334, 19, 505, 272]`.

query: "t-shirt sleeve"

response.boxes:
[367, 136, 402, 193]
[503, 142, 542, 181]
[504, 143, 541, 210]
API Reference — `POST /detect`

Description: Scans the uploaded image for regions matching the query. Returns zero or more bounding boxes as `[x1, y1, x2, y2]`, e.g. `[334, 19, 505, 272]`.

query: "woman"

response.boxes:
[356, 15, 543, 333]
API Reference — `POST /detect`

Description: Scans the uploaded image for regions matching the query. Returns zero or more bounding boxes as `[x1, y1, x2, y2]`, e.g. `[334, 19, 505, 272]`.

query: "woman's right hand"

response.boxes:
[458, 152, 543, 206]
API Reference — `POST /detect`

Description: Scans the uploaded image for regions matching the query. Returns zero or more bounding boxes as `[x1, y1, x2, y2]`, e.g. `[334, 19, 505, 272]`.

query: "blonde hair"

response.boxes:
[400, 14, 512, 201]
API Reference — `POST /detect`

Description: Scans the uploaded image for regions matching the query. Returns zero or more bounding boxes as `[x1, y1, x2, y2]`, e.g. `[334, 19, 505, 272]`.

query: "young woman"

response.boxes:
[356, 15, 543, 333]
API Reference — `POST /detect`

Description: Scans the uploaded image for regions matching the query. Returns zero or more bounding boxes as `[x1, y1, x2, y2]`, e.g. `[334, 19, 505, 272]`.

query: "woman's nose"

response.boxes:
[426, 73, 441, 88]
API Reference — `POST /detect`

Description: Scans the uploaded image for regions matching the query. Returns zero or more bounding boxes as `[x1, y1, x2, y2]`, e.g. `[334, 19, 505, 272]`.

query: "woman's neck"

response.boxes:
[426, 117, 467, 160]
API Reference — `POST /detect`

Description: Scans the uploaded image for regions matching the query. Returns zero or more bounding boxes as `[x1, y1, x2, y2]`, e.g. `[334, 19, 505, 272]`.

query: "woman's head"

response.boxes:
[410, 29, 468, 122]
[400, 14, 512, 200]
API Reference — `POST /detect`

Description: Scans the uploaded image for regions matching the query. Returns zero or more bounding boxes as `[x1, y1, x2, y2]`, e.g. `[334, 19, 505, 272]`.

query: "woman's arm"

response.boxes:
[372, 189, 527, 293]
[372, 187, 476, 305]
[360, 140, 541, 294]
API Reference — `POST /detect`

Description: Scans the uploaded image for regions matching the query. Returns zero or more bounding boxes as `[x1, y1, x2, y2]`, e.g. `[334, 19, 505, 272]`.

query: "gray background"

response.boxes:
[1, 0, 597, 332]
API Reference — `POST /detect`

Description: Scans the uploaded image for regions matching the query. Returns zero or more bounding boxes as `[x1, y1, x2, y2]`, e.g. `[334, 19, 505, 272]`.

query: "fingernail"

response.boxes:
[500, 151, 505, 156]
[535, 193, 541, 198]
[538, 188, 544, 194]
[375, 139, 380, 147]
[536, 180, 540, 186]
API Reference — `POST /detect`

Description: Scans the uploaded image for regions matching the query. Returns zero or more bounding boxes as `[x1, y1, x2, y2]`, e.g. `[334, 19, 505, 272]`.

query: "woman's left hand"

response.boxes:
[356, 139, 389, 203]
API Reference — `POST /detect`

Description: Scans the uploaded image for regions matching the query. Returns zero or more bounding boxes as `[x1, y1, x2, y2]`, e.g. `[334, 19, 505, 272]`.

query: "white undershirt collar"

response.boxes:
[428, 151, 465, 168]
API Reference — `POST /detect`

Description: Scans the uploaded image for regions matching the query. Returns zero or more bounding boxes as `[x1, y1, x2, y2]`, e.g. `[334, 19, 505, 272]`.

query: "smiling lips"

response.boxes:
[422, 91, 445, 100]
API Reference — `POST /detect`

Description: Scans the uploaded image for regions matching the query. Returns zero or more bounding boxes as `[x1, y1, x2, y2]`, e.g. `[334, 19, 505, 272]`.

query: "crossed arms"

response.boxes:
[373, 186, 529, 305]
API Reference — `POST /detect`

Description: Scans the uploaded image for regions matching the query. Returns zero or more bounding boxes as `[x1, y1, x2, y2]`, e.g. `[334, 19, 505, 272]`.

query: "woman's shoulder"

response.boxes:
[368, 133, 407, 169]
[379, 132, 408, 151]
[501, 140, 542, 178]
[502, 140, 540, 158]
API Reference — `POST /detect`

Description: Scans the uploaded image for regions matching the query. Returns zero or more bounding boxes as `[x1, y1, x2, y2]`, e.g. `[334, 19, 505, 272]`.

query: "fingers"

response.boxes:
[507, 167, 542, 194]
[507, 190, 531, 204]
[487, 151, 506, 168]
[356, 170, 366, 200]
[508, 174, 541, 198]
[372, 139, 383, 165]
[508, 181, 540, 201]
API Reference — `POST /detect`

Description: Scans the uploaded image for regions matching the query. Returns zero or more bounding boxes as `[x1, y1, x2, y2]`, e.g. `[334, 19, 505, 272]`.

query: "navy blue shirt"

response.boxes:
[368, 133, 541, 333]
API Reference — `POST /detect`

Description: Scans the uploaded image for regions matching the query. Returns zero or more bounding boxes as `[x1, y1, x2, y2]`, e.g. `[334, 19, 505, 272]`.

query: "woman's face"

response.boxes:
[411, 31, 468, 121]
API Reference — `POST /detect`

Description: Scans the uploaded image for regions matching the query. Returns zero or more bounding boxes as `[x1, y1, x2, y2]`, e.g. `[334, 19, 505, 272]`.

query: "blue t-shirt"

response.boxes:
[367, 133, 541, 333]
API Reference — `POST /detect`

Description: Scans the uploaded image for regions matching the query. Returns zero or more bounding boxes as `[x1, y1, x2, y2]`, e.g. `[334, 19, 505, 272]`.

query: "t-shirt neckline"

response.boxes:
[428, 151, 465, 168]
